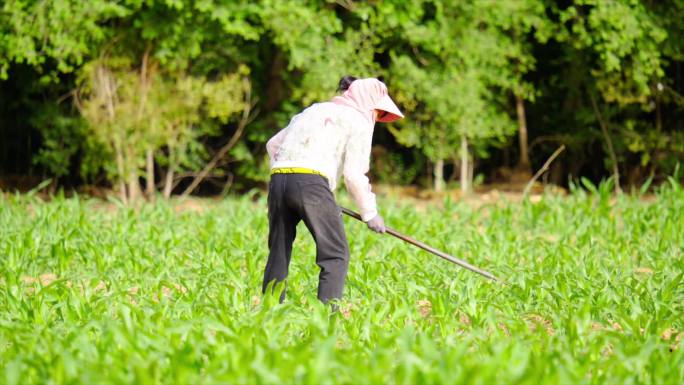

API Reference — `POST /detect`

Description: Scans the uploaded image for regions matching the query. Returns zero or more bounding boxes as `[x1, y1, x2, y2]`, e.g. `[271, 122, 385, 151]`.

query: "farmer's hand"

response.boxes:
[366, 214, 386, 233]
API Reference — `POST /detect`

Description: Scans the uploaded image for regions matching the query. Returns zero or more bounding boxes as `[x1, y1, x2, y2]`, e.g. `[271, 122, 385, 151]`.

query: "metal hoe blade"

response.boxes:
[340, 206, 505, 284]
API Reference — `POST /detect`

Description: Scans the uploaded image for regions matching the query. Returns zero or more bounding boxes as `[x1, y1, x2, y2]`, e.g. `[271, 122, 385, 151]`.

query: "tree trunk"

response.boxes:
[589, 92, 622, 194]
[114, 142, 127, 204]
[140, 50, 155, 203]
[145, 148, 155, 202]
[127, 172, 141, 203]
[655, 97, 662, 132]
[434, 158, 444, 192]
[515, 92, 531, 171]
[468, 156, 474, 190]
[163, 167, 174, 199]
[460, 136, 470, 195]
[99, 65, 128, 204]
[163, 148, 175, 199]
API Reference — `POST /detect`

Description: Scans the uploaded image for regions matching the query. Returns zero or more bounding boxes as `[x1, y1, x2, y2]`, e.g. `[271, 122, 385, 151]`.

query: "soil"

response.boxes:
[372, 182, 565, 210]
[3, 176, 659, 214]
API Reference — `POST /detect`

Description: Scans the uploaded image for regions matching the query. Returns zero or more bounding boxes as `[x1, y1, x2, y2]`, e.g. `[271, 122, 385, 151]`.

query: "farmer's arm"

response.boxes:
[266, 129, 286, 164]
[343, 124, 378, 222]
[266, 113, 302, 165]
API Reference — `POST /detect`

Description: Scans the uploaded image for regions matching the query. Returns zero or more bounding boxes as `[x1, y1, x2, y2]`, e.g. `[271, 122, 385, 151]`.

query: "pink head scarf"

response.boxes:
[331, 78, 404, 124]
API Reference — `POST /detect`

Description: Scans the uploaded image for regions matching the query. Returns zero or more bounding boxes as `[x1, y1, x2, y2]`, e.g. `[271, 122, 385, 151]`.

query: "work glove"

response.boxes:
[366, 214, 386, 233]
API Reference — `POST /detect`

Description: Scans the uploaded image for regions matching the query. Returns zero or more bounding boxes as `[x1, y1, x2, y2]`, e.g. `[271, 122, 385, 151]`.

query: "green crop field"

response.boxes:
[1, 181, 683, 384]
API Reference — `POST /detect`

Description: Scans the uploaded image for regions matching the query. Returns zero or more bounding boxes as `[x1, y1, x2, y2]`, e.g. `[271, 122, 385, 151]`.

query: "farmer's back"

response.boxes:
[267, 102, 370, 191]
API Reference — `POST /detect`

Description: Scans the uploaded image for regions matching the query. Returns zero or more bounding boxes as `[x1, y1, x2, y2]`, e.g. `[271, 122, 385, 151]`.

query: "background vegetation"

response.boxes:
[1, 0, 683, 199]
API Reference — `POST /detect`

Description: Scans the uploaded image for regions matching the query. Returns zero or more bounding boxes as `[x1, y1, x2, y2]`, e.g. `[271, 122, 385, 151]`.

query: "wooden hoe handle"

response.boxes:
[340, 206, 505, 284]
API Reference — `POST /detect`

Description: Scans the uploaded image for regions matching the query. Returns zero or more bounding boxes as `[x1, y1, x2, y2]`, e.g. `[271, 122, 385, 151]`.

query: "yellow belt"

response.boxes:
[271, 167, 328, 179]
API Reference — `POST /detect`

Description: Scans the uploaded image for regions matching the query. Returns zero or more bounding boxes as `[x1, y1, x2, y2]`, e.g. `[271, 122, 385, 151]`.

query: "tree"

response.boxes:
[75, 52, 249, 203]
[1, 0, 683, 194]
[477, 0, 552, 174]
[558, 0, 671, 192]
[378, 1, 516, 192]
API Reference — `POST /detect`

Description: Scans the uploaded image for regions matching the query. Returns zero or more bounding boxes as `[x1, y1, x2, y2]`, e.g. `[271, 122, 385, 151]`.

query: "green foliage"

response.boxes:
[371, 147, 423, 185]
[259, 1, 380, 117]
[28, 103, 88, 178]
[1, 0, 683, 191]
[0, 0, 128, 80]
[1, 187, 683, 383]
[383, 1, 517, 163]
[74, 53, 249, 197]
[559, 0, 668, 105]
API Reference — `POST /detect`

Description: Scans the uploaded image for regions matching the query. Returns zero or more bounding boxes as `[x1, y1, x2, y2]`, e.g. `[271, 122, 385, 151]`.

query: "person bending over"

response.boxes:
[263, 76, 404, 303]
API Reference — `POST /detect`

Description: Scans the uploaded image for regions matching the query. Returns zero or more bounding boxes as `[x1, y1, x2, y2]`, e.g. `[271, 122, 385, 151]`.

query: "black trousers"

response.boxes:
[262, 173, 350, 303]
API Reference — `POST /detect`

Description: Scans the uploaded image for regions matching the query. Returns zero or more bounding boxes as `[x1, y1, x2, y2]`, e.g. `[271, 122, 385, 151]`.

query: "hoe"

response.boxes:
[341, 207, 505, 284]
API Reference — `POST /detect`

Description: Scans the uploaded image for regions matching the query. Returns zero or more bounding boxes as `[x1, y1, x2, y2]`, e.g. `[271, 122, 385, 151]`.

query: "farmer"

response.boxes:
[263, 76, 404, 304]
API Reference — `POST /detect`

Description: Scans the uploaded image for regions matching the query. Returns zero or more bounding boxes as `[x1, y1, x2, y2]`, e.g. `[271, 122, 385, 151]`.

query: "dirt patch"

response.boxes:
[610, 320, 624, 332]
[457, 312, 471, 326]
[12, 183, 660, 214]
[498, 322, 511, 337]
[374, 183, 566, 210]
[341, 304, 353, 320]
[88, 197, 215, 214]
[21, 273, 58, 286]
[173, 199, 206, 213]
[662, 328, 679, 341]
[251, 295, 261, 307]
[602, 343, 614, 357]
[417, 299, 432, 318]
[525, 314, 556, 336]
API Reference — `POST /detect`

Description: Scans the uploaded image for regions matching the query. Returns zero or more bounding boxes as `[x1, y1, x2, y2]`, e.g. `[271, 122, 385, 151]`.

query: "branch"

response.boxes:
[57, 89, 78, 105]
[335, 0, 356, 11]
[220, 173, 235, 196]
[173, 172, 228, 180]
[663, 84, 684, 106]
[523, 145, 565, 198]
[528, 135, 567, 153]
[412, 46, 430, 66]
[181, 78, 257, 197]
